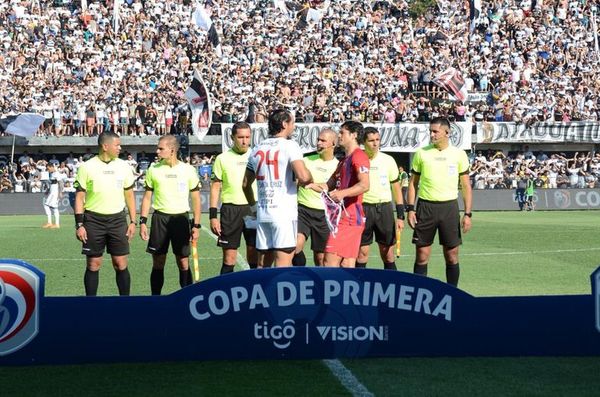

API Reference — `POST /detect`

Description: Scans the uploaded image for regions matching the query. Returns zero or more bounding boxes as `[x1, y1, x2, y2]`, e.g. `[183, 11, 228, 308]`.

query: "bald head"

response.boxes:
[316, 128, 337, 159]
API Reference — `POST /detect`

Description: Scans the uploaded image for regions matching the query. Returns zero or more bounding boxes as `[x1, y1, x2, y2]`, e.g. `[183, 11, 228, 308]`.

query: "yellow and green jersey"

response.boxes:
[74, 156, 134, 214]
[298, 154, 339, 209]
[211, 149, 254, 204]
[411, 144, 469, 202]
[363, 152, 399, 204]
[145, 160, 200, 213]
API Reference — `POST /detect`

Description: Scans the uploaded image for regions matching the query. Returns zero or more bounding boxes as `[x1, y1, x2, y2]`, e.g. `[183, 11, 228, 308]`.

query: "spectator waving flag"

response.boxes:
[0, 113, 45, 138]
[433, 67, 468, 103]
[191, 2, 222, 56]
[469, 0, 482, 33]
[185, 70, 212, 140]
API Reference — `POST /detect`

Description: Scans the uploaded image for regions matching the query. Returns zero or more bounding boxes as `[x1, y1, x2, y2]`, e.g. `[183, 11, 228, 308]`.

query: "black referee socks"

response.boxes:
[115, 268, 131, 296]
[383, 261, 397, 270]
[414, 263, 428, 276]
[292, 251, 306, 266]
[84, 269, 99, 296]
[150, 269, 164, 295]
[220, 264, 235, 274]
[446, 263, 460, 287]
[354, 262, 367, 268]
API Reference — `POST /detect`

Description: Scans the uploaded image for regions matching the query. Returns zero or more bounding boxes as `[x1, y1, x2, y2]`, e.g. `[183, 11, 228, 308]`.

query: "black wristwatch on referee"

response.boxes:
[463, 212, 472, 218]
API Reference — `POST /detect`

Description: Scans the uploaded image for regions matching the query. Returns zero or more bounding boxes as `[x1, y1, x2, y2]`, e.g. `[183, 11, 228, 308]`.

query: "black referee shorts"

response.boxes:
[411, 199, 461, 248]
[82, 211, 129, 257]
[297, 204, 330, 252]
[361, 202, 396, 246]
[217, 203, 256, 249]
[147, 211, 191, 257]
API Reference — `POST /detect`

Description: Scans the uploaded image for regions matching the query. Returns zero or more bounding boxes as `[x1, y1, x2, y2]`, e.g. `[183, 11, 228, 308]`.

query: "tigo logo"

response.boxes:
[317, 325, 387, 342]
[254, 319, 296, 349]
[0, 262, 41, 356]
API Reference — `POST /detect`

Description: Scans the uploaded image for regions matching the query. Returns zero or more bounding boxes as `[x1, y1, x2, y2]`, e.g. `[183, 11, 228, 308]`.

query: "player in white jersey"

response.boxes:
[243, 109, 312, 267]
[42, 163, 64, 228]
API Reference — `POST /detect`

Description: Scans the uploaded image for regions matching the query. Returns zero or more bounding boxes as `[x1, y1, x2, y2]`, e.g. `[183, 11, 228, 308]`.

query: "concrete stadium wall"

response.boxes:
[2, 188, 600, 215]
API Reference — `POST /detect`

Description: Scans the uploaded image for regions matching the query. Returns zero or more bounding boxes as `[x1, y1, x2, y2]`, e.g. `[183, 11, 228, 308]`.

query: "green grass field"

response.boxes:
[2, 212, 600, 396]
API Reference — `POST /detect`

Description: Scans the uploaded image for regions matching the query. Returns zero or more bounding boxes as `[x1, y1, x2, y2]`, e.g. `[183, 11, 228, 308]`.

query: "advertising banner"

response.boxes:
[1, 259, 599, 365]
[221, 122, 473, 153]
[477, 122, 600, 144]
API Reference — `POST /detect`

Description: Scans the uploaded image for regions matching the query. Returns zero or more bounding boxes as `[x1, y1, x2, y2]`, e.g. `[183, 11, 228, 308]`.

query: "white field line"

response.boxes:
[323, 359, 374, 397]
[17, 246, 600, 263]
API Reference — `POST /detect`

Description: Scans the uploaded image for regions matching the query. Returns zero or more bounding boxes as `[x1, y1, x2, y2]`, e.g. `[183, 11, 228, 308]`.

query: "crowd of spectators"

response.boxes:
[469, 148, 600, 190]
[0, 150, 217, 193]
[0, 0, 599, 139]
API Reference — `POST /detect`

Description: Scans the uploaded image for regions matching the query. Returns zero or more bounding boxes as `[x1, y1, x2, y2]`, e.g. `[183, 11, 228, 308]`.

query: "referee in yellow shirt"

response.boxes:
[74, 131, 137, 296]
[406, 117, 472, 287]
[209, 122, 257, 273]
[139, 135, 201, 295]
[292, 128, 338, 266]
[356, 127, 405, 270]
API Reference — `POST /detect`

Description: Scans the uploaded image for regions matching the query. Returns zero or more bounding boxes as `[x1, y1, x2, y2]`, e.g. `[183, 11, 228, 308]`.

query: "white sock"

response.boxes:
[53, 208, 60, 226]
[44, 205, 52, 223]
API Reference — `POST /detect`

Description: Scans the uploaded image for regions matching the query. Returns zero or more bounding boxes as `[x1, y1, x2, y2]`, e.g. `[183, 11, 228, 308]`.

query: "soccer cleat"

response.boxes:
[42, 223, 53, 228]
[50, 224, 60, 229]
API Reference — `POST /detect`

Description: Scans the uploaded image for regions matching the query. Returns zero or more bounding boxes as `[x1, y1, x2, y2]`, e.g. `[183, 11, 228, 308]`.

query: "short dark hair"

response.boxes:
[430, 117, 451, 132]
[362, 126, 379, 144]
[232, 121, 251, 136]
[98, 131, 120, 147]
[268, 108, 292, 136]
[340, 120, 364, 143]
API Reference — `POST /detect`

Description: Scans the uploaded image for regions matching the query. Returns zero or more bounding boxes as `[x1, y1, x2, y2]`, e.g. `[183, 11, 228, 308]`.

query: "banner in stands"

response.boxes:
[477, 122, 600, 144]
[221, 122, 473, 153]
[1, 259, 599, 365]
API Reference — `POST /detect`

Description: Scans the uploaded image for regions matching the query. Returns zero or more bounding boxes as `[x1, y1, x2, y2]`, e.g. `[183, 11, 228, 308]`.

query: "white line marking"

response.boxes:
[200, 228, 250, 269]
[372, 246, 600, 259]
[19, 246, 600, 263]
[323, 359, 374, 397]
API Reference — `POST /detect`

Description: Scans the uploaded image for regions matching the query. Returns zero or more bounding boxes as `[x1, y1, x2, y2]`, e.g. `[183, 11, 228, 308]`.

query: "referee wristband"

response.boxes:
[75, 213, 84, 224]
[405, 204, 415, 212]
[396, 204, 405, 220]
[139, 216, 148, 225]
[209, 207, 218, 219]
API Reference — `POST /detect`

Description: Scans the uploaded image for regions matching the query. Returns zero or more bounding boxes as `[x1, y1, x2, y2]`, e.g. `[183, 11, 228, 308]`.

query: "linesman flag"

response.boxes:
[185, 70, 212, 140]
[0, 113, 45, 137]
[433, 67, 468, 103]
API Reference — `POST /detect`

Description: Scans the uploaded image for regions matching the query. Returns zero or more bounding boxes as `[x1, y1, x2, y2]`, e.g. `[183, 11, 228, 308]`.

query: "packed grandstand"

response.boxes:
[1, 0, 599, 193]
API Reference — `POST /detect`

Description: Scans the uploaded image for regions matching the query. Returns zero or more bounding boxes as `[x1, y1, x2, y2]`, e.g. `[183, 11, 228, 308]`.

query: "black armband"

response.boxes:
[209, 207, 218, 219]
[405, 204, 415, 212]
[396, 204, 405, 220]
[139, 216, 148, 225]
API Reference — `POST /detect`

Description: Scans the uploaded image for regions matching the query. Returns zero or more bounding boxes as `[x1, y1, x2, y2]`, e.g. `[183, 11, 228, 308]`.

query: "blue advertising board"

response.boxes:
[1, 259, 599, 365]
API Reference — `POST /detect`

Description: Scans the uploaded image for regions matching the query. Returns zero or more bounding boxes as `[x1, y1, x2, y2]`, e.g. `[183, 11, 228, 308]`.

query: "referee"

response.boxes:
[406, 117, 472, 287]
[74, 131, 137, 296]
[139, 135, 201, 295]
[292, 128, 338, 267]
[356, 127, 405, 270]
[209, 122, 257, 273]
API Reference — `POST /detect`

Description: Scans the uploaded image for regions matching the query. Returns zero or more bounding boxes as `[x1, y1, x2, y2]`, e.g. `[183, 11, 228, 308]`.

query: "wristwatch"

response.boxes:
[464, 212, 472, 218]
[192, 223, 201, 229]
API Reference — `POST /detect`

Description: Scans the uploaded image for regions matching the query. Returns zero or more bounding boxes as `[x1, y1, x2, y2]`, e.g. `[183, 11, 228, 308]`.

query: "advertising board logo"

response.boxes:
[0, 264, 40, 356]
[254, 319, 296, 349]
[316, 325, 388, 342]
[553, 190, 571, 209]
